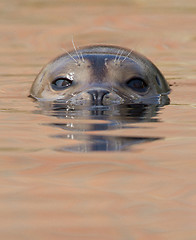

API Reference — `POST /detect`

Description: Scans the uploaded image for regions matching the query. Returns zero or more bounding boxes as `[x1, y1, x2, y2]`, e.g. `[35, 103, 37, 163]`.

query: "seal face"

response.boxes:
[30, 45, 170, 105]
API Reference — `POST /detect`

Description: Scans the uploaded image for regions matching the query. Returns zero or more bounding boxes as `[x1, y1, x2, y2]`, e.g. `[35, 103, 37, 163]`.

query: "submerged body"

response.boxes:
[30, 45, 170, 105]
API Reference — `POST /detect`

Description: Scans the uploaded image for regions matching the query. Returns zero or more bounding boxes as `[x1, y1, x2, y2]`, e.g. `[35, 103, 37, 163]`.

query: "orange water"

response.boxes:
[0, 0, 196, 239]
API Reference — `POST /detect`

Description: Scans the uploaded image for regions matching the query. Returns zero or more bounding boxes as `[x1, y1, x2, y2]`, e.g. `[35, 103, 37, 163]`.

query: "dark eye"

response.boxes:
[126, 78, 148, 93]
[51, 77, 73, 91]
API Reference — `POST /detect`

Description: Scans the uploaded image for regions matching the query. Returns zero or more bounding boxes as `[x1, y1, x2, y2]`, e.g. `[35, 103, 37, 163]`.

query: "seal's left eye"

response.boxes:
[126, 78, 148, 93]
[51, 78, 73, 91]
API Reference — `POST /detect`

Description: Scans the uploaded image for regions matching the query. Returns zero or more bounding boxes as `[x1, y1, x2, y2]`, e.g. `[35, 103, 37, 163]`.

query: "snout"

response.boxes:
[67, 87, 124, 106]
[87, 89, 110, 105]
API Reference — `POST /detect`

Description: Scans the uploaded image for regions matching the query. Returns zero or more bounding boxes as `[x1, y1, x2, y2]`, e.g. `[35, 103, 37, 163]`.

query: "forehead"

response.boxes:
[54, 45, 135, 64]
[77, 45, 131, 56]
[47, 53, 144, 82]
[52, 51, 142, 69]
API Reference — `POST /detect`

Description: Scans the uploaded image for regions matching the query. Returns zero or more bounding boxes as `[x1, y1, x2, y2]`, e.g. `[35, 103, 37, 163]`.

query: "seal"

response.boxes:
[30, 45, 170, 105]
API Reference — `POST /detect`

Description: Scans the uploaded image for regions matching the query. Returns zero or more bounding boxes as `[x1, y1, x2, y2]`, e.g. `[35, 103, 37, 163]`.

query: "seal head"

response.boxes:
[30, 45, 170, 105]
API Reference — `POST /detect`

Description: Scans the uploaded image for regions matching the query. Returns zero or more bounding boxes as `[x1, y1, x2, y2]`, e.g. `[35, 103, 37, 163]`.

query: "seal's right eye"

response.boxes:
[51, 77, 73, 91]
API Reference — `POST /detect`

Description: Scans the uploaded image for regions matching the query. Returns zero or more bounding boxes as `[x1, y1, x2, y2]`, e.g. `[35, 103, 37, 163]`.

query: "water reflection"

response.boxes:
[35, 95, 169, 152]
[54, 134, 161, 152]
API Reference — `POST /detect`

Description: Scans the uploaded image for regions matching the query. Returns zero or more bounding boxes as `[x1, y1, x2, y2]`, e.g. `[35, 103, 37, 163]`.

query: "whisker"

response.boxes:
[61, 48, 66, 52]
[80, 52, 85, 63]
[121, 49, 133, 63]
[64, 49, 80, 65]
[78, 46, 85, 63]
[72, 36, 81, 61]
[117, 49, 124, 62]
[114, 49, 121, 63]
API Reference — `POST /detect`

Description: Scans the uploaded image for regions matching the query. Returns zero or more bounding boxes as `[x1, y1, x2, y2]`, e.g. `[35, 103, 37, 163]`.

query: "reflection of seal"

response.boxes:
[30, 45, 170, 105]
[37, 102, 162, 152]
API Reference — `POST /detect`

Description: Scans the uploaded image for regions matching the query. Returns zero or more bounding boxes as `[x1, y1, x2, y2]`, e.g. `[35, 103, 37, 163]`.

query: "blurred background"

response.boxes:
[0, 1, 196, 240]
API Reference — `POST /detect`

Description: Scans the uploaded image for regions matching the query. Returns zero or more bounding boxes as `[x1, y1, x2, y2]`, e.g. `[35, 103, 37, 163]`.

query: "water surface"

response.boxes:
[0, 0, 196, 239]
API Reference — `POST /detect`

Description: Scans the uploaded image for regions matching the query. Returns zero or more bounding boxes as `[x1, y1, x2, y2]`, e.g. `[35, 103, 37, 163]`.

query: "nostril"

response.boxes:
[87, 89, 109, 105]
